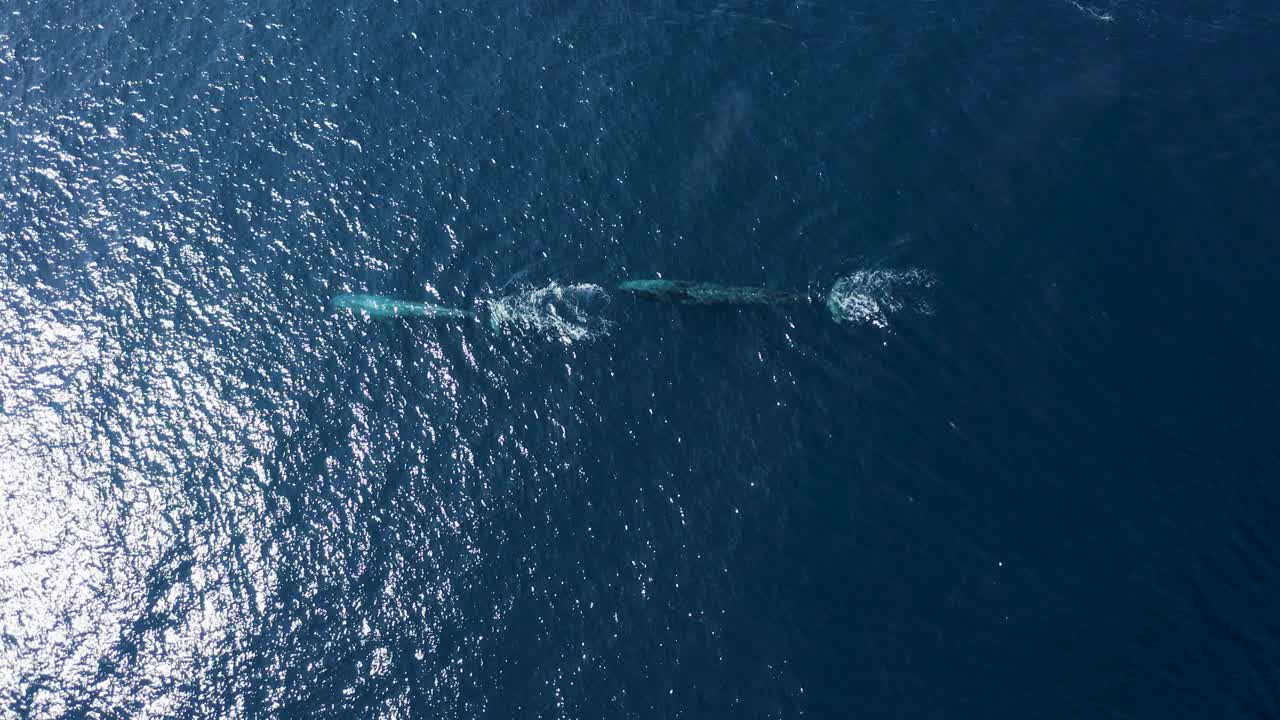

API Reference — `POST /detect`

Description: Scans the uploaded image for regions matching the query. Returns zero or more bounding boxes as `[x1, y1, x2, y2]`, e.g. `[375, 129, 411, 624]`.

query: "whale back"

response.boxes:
[619, 279, 807, 305]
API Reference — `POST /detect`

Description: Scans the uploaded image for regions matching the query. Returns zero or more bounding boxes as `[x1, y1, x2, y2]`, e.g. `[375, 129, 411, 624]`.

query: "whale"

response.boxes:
[333, 270, 932, 335]
[332, 293, 476, 321]
[618, 278, 809, 306]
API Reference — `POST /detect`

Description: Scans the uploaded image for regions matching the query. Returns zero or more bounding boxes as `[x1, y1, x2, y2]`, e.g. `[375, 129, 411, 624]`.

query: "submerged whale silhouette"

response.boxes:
[332, 285, 614, 343]
[618, 278, 808, 305]
[334, 270, 931, 334]
[332, 293, 476, 320]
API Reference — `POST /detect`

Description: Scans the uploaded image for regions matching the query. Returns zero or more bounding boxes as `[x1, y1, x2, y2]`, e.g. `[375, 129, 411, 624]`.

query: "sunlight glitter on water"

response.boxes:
[0, 269, 279, 717]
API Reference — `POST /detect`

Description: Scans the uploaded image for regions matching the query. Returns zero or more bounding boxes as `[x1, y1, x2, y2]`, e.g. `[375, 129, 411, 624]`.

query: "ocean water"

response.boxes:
[2, 0, 1279, 717]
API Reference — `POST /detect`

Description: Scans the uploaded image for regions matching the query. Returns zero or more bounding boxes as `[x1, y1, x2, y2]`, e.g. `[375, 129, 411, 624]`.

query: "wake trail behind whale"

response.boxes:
[825, 268, 936, 329]
[481, 282, 614, 345]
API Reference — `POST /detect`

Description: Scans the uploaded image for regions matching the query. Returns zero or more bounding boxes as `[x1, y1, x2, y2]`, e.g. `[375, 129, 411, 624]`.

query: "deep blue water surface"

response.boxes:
[3, 1, 1279, 717]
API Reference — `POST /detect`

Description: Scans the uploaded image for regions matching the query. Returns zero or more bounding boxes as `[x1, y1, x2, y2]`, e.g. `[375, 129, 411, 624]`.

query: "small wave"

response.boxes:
[825, 268, 936, 329]
[481, 282, 613, 344]
[1065, 0, 1114, 21]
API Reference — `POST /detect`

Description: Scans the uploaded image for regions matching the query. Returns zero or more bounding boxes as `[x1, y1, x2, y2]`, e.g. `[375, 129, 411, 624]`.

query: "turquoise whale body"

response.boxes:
[618, 278, 809, 305]
[332, 293, 476, 321]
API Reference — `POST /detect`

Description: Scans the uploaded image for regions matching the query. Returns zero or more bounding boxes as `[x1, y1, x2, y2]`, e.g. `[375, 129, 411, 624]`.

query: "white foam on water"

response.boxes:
[482, 282, 613, 344]
[825, 268, 937, 329]
[1065, 0, 1114, 21]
